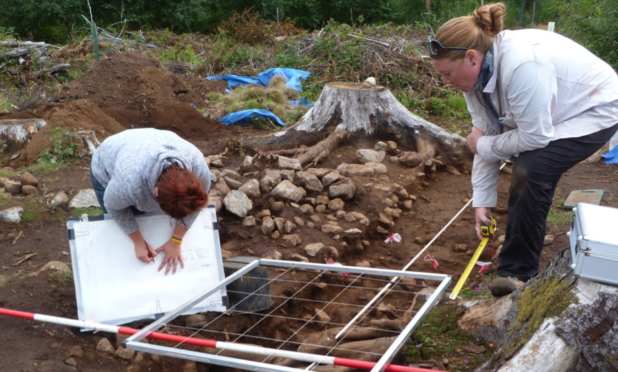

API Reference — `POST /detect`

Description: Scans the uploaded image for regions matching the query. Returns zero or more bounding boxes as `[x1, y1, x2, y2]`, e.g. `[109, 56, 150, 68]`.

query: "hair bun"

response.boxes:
[473, 3, 505, 36]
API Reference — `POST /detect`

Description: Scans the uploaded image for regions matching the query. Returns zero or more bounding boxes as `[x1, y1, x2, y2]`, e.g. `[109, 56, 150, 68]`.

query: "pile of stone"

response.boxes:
[0, 171, 39, 196]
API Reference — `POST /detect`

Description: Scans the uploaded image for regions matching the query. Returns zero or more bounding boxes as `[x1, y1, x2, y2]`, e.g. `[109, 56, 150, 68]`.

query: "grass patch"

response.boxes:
[21, 200, 39, 223]
[71, 207, 104, 217]
[0, 189, 8, 208]
[25, 158, 63, 173]
[0, 167, 16, 178]
[0, 274, 7, 287]
[547, 208, 572, 227]
[50, 271, 73, 283]
[406, 303, 492, 371]
[459, 274, 498, 300]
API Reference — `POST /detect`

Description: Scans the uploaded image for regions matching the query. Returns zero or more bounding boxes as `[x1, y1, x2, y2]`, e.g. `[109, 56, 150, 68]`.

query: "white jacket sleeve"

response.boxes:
[476, 61, 557, 161]
[471, 155, 501, 208]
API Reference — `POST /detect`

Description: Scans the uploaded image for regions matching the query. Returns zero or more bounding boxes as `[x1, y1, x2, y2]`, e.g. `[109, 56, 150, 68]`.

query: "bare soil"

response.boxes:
[2, 53, 618, 372]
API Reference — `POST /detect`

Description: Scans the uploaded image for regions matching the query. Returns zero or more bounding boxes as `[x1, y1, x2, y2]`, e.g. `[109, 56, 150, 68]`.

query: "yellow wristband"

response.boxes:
[170, 237, 182, 244]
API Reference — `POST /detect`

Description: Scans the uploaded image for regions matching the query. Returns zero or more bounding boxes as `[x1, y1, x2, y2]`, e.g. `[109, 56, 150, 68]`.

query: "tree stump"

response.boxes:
[0, 119, 47, 151]
[244, 82, 471, 171]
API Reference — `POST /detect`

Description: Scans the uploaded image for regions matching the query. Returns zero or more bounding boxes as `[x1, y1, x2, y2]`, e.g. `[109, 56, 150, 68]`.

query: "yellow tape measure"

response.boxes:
[449, 217, 497, 300]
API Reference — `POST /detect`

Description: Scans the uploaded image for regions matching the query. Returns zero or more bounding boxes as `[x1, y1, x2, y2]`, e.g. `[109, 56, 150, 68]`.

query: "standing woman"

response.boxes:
[90, 128, 210, 275]
[429, 3, 618, 295]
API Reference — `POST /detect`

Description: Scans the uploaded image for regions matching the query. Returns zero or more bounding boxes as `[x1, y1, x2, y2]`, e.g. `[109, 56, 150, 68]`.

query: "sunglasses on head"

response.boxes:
[428, 36, 468, 56]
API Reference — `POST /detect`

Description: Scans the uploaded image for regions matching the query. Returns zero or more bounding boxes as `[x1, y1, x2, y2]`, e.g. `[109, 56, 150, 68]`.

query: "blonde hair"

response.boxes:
[432, 3, 506, 60]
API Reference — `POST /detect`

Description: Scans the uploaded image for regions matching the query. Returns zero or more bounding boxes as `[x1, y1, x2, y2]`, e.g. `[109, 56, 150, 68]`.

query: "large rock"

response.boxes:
[305, 243, 324, 257]
[4, 180, 22, 194]
[0, 177, 9, 187]
[328, 198, 344, 212]
[321, 224, 343, 234]
[22, 185, 38, 195]
[261, 217, 275, 236]
[209, 196, 223, 212]
[278, 156, 302, 170]
[283, 234, 301, 247]
[271, 180, 304, 203]
[96, 338, 115, 355]
[336, 164, 374, 177]
[322, 171, 341, 187]
[260, 175, 280, 193]
[51, 191, 68, 207]
[365, 162, 387, 174]
[69, 189, 100, 209]
[399, 151, 424, 167]
[303, 174, 324, 192]
[214, 178, 231, 197]
[306, 168, 331, 178]
[329, 178, 357, 200]
[0, 207, 23, 223]
[223, 176, 242, 190]
[356, 149, 385, 164]
[223, 190, 253, 218]
[238, 179, 260, 198]
[20, 172, 38, 187]
[220, 169, 241, 180]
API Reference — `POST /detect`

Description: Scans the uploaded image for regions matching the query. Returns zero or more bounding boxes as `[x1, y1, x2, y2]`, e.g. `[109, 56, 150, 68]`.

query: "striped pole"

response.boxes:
[0, 308, 447, 372]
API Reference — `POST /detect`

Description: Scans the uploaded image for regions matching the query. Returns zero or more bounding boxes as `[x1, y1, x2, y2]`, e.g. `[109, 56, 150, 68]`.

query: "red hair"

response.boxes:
[156, 165, 208, 221]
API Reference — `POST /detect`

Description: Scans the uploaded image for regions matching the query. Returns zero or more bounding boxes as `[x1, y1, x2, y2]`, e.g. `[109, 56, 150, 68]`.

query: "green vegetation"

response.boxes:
[0, 274, 7, 287]
[21, 200, 39, 223]
[407, 304, 492, 371]
[50, 271, 73, 283]
[38, 128, 81, 165]
[546, 208, 572, 228]
[71, 207, 104, 217]
[459, 274, 498, 300]
[0, 189, 8, 208]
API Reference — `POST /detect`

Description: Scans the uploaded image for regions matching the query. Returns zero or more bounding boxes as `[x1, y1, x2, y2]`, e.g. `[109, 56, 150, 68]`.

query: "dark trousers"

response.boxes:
[498, 124, 618, 281]
[90, 164, 109, 213]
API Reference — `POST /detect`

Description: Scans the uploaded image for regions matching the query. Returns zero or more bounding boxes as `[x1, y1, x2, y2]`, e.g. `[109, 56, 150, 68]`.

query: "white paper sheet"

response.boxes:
[68, 207, 226, 326]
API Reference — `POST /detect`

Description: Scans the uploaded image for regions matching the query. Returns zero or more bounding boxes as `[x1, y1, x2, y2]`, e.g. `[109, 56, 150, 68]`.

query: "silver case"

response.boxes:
[569, 202, 618, 286]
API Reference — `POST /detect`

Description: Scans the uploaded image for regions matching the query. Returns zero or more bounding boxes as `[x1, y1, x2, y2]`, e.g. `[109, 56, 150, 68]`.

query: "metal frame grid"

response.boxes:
[124, 259, 451, 372]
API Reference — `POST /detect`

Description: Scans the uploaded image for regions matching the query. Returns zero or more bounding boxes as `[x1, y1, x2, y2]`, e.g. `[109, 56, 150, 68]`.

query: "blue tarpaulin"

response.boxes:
[208, 68, 311, 92]
[602, 145, 618, 164]
[219, 109, 286, 127]
[289, 96, 313, 108]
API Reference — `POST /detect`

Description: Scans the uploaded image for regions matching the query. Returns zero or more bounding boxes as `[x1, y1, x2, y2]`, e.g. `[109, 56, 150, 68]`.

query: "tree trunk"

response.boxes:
[0, 119, 47, 149]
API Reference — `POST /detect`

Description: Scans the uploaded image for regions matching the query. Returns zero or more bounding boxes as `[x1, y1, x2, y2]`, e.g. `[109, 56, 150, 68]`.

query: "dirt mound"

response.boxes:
[56, 52, 226, 110]
[18, 100, 125, 164]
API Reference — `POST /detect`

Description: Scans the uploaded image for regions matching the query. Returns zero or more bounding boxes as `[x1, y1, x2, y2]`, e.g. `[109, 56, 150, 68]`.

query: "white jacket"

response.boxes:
[465, 29, 618, 207]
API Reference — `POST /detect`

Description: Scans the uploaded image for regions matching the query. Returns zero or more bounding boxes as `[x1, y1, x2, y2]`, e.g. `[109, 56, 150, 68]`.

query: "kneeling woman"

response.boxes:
[90, 128, 210, 275]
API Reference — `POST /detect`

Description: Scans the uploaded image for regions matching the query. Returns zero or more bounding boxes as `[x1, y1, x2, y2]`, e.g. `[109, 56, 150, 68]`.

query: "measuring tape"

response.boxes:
[449, 217, 497, 300]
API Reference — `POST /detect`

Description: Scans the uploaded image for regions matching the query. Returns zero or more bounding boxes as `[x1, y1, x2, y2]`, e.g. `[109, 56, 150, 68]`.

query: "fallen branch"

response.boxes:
[34, 63, 71, 77]
[13, 253, 37, 266]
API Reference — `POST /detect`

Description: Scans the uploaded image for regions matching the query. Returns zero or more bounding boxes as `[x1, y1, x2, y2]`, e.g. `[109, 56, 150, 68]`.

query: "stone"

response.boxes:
[383, 207, 393, 218]
[4, 180, 22, 194]
[283, 234, 301, 247]
[271, 180, 304, 203]
[115, 347, 135, 360]
[68, 345, 84, 358]
[391, 209, 401, 219]
[362, 240, 370, 247]
[28, 261, 71, 277]
[344, 213, 356, 222]
[326, 215, 338, 221]
[292, 254, 309, 262]
[316, 195, 330, 205]
[336, 163, 374, 177]
[329, 178, 357, 200]
[0, 177, 9, 187]
[271, 231, 280, 239]
[260, 175, 280, 193]
[403, 200, 413, 210]
[134, 352, 146, 363]
[498, 235, 506, 244]
[344, 228, 363, 238]
[284, 220, 297, 233]
[64, 358, 78, 366]
[365, 162, 387, 174]
[22, 185, 38, 196]
[544, 234, 555, 245]
[220, 169, 241, 180]
[327, 246, 339, 259]
[378, 213, 392, 226]
[223, 176, 242, 190]
[305, 243, 324, 257]
[264, 250, 283, 260]
[306, 168, 331, 178]
[51, 191, 68, 206]
[322, 225, 343, 235]
[210, 170, 220, 183]
[377, 226, 389, 234]
[453, 244, 467, 253]
[242, 155, 254, 167]
[387, 141, 398, 151]
[280, 169, 295, 181]
[20, 172, 38, 187]
[183, 361, 198, 372]
[186, 314, 208, 328]
[390, 194, 400, 204]
[306, 221, 315, 229]
[348, 211, 368, 221]
[0, 207, 23, 223]
[211, 159, 224, 168]
[243, 216, 256, 227]
[315, 205, 327, 213]
[270, 199, 284, 212]
[303, 174, 324, 192]
[274, 217, 285, 232]
[294, 216, 305, 227]
[389, 156, 399, 163]
[356, 149, 386, 164]
[303, 197, 316, 206]
[299, 204, 314, 214]
[328, 198, 344, 211]
[223, 190, 253, 218]
[238, 179, 260, 198]
[322, 171, 341, 187]
[96, 338, 115, 355]
[214, 178, 231, 197]
[374, 141, 387, 151]
[335, 210, 346, 219]
[399, 151, 424, 167]
[310, 215, 322, 224]
[256, 209, 271, 219]
[397, 189, 409, 199]
[290, 202, 299, 208]
[315, 309, 332, 322]
[278, 156, 302, 170]
[261, 217, 275, 236]
[210, 196, 223, 212]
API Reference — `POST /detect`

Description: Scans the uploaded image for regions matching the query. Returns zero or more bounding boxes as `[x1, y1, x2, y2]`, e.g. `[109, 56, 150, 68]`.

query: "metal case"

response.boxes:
[568, 202, 618, 286]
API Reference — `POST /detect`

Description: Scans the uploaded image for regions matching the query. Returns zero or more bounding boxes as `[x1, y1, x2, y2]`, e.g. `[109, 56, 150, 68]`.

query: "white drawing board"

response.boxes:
[67, 206, 227, 326]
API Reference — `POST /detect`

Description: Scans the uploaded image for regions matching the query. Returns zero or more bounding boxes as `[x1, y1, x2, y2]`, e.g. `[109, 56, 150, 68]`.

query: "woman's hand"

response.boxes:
[155, 240, 185, 275]
[134, 240, 157, 264]
[467, 127, 484, 154]
[474, 207, 492, 240]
